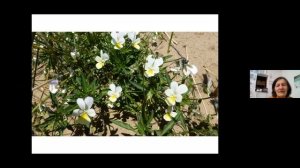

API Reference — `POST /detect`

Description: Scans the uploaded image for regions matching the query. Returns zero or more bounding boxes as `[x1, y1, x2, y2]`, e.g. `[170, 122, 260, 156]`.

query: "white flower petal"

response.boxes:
[144, 62, 151, 70]
[188, 64, 198, 75]
[119, 37, 125, 44]
[84, 97, 94, 109]
[111, 32, 118, 40]
[175, 94, 183, 103]
[152, 66, 160, 74]
[77, 98, 85, 110]
[164, 89, 174, 97]
[117, 32, 127, 37]
[146, 55, 153, 61]
[154, 57, 163, 67]
[109, 84, 116, 92]
[177, 84, 188, 94]
[72, 109, 82, 116]
[86, 109, 96, 117]
[170, 81, 178, 91]
[102, 53, 109, 61]
[52, 79, 59, 84]
[183, 68, 191, 76]
[115, 86, 122, 94]
[111, 39, 116, 45]
[170, 111, 177, 118]
[134, 38, 141, 43]
[127, 32, 135, 41]
[95, 56, 102, 62]
[107, 90, 113, 96]
[146, 55, 155, 65]
[50, 79, 58, 85]
[115, 92, 121, 98]
[49, 84, 58, 94]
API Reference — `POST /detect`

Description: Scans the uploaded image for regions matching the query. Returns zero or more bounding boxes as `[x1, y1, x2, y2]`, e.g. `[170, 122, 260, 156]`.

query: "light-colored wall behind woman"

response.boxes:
[282, 70, 300, 98]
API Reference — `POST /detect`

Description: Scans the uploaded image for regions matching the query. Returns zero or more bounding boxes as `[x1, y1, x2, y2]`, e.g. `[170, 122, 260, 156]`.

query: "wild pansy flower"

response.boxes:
[183, 64, 198, 76]
[164, 81, 188, 106]
[128, 32, 141, 50]
[144, 55, 163, 77]
[163, 106, 177, 121]
[107, 83, 122, 102]
[72, 97, 96, 127]
[95, 50, 109, 69]
[111, 32, 126, 50]
[49, 79, 59, 94]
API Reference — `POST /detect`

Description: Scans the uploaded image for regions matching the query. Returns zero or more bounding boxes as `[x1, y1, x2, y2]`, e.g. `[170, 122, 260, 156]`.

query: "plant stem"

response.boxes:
[167, 32, 174, 53]
[164, 32, 178, 44]
[32, 48, 40, 88]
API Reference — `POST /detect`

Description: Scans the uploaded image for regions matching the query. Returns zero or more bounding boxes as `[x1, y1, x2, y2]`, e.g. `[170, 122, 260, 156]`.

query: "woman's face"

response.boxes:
[275, 79, 288, 98]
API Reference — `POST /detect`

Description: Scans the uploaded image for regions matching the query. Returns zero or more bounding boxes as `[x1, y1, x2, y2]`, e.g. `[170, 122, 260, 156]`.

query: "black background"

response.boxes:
[7, 5, 300, 163]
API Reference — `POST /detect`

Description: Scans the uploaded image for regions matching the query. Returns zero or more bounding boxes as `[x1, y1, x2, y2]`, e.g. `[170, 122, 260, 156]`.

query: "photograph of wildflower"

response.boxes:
[32, 31, 218, 136]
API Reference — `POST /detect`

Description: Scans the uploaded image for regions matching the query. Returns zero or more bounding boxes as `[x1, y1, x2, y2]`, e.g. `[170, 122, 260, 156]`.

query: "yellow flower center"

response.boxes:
[133, 43, 140, 50]
[76, 112, 91, 126]
[80, 112, 91, 123]
[96, 61, 105, 69]
[109, 94, 118, 102]
[116, 42, 123, 49]
[167, 95, 177, 105]
[163, 112, 172, 121]
[146, 69, 155, 77]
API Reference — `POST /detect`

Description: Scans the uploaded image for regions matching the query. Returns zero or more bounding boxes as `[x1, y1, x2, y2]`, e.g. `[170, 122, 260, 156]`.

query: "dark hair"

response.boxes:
[272, 77, 292, 97]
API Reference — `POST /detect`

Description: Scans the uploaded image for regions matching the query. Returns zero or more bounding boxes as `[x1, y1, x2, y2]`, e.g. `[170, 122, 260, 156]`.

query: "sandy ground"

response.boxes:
[32, 32, 218, 136]
[152, 32, 218, 122]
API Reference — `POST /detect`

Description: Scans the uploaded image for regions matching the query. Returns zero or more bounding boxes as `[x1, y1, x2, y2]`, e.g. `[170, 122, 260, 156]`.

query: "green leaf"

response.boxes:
[50, 93, 58, 107]
[162, 55, 173, 60]
[111, 120, 136, 133]
[146, 110, 154, 127]
[136, 122, 145, 135]
[177, 111, 187, 132]
[161, 120, 176, 136]
[129, 80, 144, 91]
[58, 105, 77, 115]
[161, 109, 181, 135]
